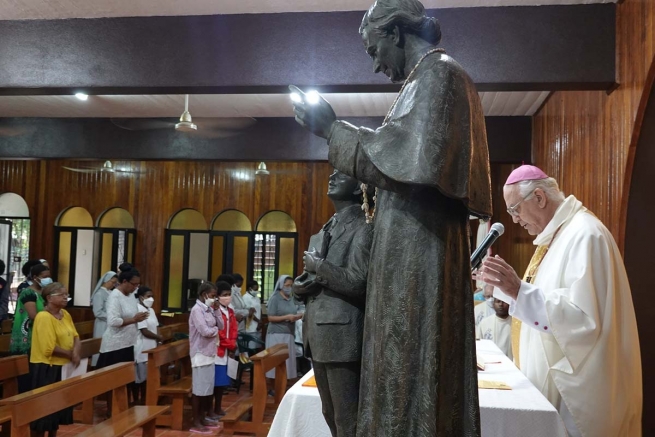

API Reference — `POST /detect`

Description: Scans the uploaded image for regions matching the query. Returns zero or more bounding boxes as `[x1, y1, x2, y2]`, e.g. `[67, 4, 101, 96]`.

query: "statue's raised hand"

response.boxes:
[289, 85, 336, 139]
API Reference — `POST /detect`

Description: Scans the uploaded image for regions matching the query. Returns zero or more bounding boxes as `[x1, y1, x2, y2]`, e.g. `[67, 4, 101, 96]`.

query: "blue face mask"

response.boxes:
[39, 277, 53, 287]
[282, 286, 292, 296]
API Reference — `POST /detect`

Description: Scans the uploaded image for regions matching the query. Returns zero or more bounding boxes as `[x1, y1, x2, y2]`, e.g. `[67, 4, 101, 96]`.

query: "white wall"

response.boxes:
[74, 230, 95, 306]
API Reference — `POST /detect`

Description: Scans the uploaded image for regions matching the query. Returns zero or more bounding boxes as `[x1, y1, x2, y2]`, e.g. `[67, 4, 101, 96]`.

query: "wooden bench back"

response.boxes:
[0, 355, 29, 398]
[0, 362, 134, 437]
[0, 335, 10, 356]
[0, 319, 11, 334]
[252, 344, 288, 421]
[145, 339, 190, 406]
[75, 320, 95, 339]
[79, 337, 102, 359]
[158, 323, 188, 342]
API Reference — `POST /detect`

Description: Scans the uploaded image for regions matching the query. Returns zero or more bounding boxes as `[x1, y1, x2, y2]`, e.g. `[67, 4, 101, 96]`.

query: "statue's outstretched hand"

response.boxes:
[303, 247, 323, 273]
[289, 85, 336, 139]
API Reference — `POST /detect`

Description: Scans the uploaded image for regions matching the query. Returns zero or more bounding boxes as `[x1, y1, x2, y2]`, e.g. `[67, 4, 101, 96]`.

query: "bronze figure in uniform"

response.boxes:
[294, 170, 373, 437]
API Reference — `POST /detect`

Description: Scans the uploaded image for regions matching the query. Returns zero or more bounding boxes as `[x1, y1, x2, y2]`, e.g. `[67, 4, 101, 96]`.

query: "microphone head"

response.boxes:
[490, 222, 505, 236]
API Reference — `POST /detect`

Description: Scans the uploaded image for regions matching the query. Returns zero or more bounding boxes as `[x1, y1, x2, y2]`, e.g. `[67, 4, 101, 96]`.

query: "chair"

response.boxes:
[235, 332, 265, 394]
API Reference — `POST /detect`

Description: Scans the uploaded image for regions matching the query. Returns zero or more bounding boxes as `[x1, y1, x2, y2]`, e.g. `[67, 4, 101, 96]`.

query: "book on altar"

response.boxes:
[478, 380, 511, 390]
[302, 376, 317, 387]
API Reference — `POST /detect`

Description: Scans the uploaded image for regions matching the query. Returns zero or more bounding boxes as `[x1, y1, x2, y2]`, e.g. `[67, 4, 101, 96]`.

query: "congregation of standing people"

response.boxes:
[0, 254, 303, 435]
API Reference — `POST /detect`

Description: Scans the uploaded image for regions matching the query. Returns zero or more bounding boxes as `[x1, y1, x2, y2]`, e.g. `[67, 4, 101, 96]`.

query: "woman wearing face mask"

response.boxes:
[90, 271, 118, 367]
[133, 286, 162, 405]
[30, 282, 80, 437]
[10, 264, 52, 392]
[189, 282, 224, 434]
[16, 259, 47, 293]
[243, 280, 262, 339]
[212, 281, 238, 419]
[265, 275, 302, 380]
[97, 269, 148, 416]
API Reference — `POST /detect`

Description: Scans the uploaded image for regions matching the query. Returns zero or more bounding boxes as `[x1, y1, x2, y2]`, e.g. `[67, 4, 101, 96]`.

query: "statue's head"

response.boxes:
[327, 170, 374, 206]
[360, 0, 441, 83]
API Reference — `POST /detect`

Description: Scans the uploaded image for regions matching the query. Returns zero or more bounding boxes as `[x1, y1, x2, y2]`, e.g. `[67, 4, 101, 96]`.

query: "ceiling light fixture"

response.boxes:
[75, 93, 88, 101]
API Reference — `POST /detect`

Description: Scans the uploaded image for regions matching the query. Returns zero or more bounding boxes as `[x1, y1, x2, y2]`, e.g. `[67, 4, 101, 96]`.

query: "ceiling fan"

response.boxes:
[62, 160, 145, 174]
[110, 95, 256, 139]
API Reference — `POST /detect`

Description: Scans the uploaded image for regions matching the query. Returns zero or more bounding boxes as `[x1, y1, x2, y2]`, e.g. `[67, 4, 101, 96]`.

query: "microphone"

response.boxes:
[471, 223, 505, 271]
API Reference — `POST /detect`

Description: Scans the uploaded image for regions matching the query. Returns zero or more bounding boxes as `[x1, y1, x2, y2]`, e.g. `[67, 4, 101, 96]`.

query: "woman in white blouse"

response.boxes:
[133, 286, 162, 405]
[97, 269, 148, 415]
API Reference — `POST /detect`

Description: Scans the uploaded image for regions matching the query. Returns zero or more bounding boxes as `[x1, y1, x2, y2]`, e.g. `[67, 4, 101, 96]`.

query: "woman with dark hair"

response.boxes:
[30, 282, 80, 437]
[189, 282, 223, 434]
[16, 259, 46, 293]
[97, 269, 148, 414]
[133, 286, 162, 405]
[118, 262, 133, 275]
[11, 264, 50, 355]
[10, 263, 52, 391]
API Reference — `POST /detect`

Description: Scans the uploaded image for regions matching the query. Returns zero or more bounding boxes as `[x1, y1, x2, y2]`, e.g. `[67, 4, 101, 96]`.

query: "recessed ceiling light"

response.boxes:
[75, 93, 88, 101]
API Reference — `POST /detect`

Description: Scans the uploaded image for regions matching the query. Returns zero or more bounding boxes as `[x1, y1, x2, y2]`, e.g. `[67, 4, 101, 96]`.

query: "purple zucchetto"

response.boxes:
[505, 165, 548, 185]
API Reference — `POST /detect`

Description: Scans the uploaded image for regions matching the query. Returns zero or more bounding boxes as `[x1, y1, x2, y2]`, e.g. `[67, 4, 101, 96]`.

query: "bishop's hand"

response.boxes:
[480, 255, 521, 300]
[289, 85, 336, 139]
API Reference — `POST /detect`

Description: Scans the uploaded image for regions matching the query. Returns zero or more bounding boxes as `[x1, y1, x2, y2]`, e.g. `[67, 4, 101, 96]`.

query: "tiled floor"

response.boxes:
[57, 377, 281, 437]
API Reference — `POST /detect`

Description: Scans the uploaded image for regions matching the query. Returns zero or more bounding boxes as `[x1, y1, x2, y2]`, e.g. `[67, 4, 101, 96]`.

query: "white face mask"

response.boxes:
[204, 297, 216, 307]
[143, 297, 154, 308]
[232, 285, 241, 294]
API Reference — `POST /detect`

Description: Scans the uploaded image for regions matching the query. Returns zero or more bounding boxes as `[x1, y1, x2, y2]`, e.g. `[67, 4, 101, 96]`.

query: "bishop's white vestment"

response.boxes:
[495, 195, 642, 437]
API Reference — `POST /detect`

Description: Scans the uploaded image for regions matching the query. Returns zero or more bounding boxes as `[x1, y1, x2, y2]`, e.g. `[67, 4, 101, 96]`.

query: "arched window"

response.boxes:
[0, 193, 30, 290]
[209, 209, 252, 284]
[54, 207, 95, 306]
[254, 211, 298, 302]
[96, 207, 136, 280]
[164, 209, 209, 311]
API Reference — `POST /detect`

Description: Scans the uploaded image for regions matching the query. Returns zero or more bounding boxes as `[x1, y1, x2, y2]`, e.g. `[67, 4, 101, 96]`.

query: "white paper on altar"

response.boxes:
[268, 341, 568, 437]
[61, 358, 88, 380]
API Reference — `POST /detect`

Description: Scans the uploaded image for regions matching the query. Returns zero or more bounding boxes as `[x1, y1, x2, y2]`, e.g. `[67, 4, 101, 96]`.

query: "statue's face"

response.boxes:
[327, 170, 360, 200]
[362, 26, 406, 83]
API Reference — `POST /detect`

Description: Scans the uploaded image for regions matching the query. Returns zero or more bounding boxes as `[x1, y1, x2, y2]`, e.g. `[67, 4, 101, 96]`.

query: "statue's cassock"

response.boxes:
[328, 52, 492, 436]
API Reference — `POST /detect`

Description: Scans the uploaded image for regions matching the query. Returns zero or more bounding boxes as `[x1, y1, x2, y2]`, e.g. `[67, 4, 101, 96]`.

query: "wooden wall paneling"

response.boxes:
[0, 160, 338, 312]
[0, 159, 516, 314]
[533, 0, 655, 243]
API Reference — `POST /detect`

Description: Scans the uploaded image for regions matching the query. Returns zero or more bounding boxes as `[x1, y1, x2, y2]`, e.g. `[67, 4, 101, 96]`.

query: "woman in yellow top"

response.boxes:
[30, 282, 81, 437]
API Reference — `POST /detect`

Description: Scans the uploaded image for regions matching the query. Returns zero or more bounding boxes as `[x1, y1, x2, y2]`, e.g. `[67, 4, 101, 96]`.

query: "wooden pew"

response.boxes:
[73, 337, 103, 424]
[0, 319, 12, 335]
[0, 337, 10, 358]
[144, 339, 191, 430]
[0, 362, 169, 437]
[0, 355, 29, 399]
[75, 320, 96, 340]
[222, 344, 289, 437]
[158, 322, 188, 342]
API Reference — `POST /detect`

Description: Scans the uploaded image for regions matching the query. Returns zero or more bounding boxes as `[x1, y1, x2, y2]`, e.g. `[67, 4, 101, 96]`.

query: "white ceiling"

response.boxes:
[0, 0, 617, 20]
[0, 92, 549, 118]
